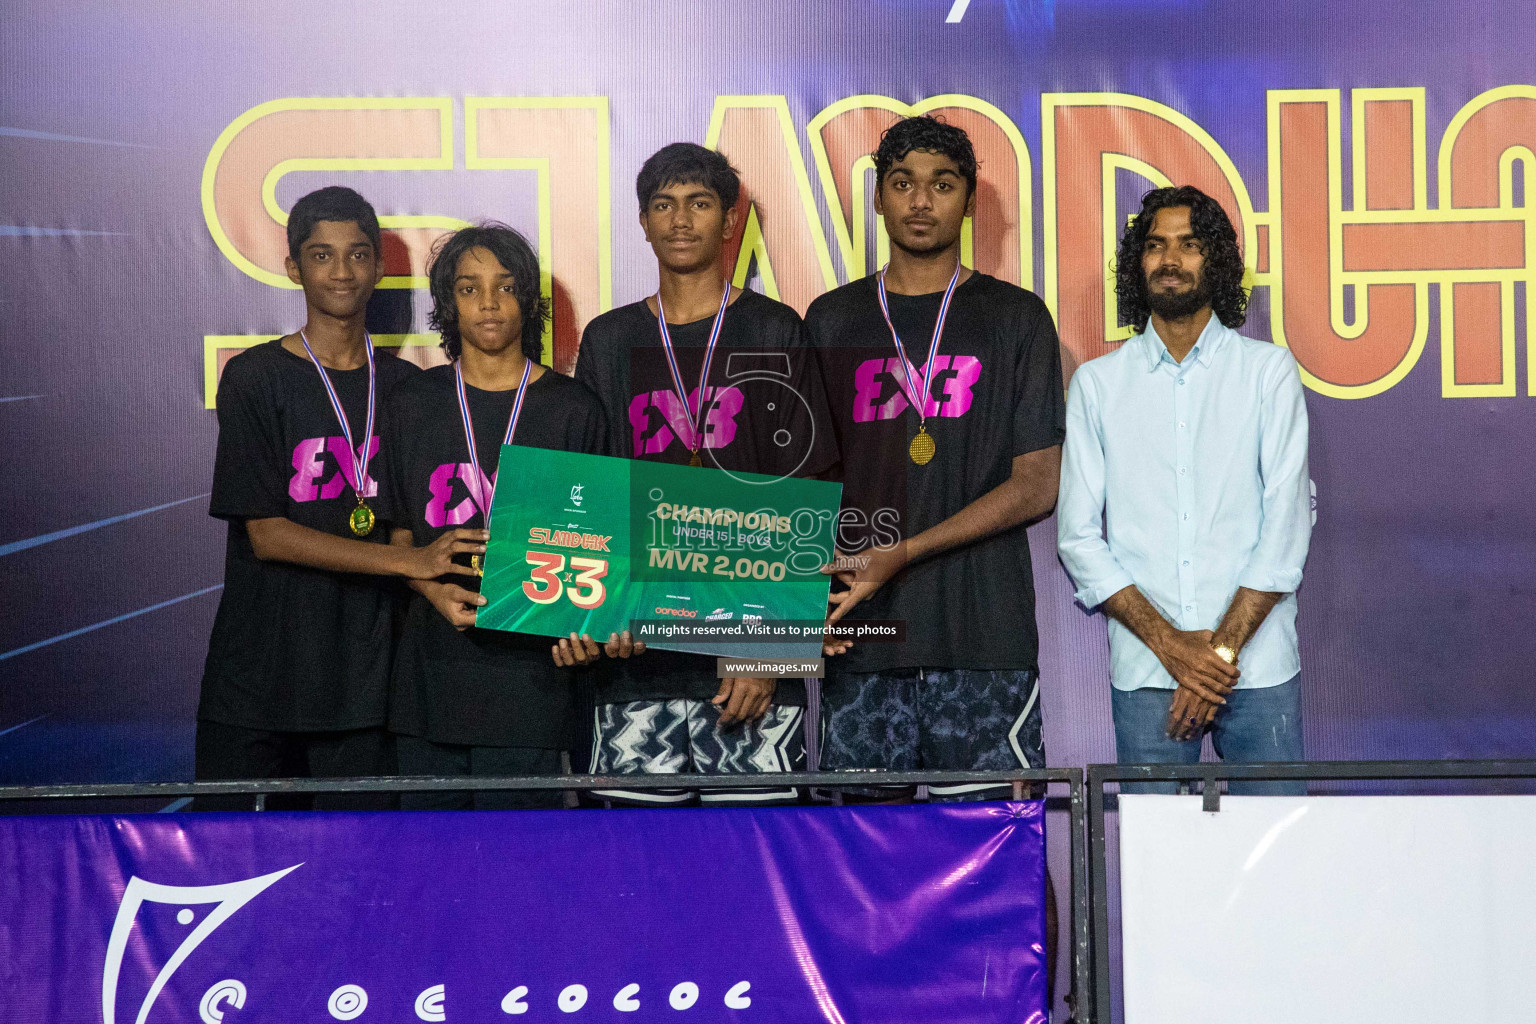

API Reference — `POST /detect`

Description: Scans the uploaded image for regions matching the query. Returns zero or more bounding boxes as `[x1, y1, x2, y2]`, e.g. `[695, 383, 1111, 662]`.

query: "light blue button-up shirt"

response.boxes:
[1056, 318, 1311, 691]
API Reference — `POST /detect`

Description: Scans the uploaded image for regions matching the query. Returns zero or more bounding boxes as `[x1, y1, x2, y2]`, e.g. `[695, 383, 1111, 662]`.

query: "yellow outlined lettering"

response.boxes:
[806, 94, 1032, 287]
[202, 334, 441, 409]
[1436, 85, 1536, 397]
[465, 97, 613, 370]
[1042, 92, 1259, 379]
[705, 96, 837, 312]
[202, 98, 460, 290]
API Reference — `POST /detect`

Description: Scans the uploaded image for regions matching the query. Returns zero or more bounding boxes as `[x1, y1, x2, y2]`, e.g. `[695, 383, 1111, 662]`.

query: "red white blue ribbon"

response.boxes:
[874, 262, 962, 422]
[454, 358, 532, 525]
[298, 329, 376, 501]
[654, 283, 730, 456]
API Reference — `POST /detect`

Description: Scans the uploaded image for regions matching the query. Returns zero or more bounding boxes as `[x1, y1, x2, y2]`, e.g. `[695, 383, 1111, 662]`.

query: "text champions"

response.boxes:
[653, 503, 793, 534]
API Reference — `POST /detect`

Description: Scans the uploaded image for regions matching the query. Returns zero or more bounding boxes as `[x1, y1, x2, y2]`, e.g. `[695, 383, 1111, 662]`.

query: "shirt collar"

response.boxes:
[1139, 316, 1229, 372]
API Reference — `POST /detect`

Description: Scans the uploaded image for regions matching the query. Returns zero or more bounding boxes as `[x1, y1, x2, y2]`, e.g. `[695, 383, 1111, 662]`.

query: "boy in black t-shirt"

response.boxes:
[806, 118, 1066, 799]
[573, 143, 837, 804]
[198, 187, 486, 808]
[378, 224, 612, 810]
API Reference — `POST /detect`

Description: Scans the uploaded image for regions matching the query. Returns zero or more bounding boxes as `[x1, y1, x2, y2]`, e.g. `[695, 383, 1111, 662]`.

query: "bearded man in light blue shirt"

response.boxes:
[1057, 185, 1311, 794]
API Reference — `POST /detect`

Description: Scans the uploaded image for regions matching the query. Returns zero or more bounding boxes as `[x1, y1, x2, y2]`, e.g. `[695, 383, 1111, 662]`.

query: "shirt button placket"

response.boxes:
[1175, 368, 1195, 627]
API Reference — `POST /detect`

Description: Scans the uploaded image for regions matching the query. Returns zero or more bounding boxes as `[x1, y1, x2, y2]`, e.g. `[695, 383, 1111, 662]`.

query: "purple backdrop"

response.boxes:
[5, 0, 1533, 777]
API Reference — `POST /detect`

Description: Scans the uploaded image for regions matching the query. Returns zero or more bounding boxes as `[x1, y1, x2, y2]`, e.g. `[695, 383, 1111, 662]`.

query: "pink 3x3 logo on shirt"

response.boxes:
[850, 356, 982, 422]
[288, 436, 380, 503]
[424, 463, 495, 528]
[627, 386, 745, 457]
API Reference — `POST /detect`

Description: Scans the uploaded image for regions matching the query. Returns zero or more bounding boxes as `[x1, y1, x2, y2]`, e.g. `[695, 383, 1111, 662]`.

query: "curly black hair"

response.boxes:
[427, 223, 550, 362]
[635, 142, 741, 212]
[874, 115, 977, 198]
[1114, 185, 1248, 332]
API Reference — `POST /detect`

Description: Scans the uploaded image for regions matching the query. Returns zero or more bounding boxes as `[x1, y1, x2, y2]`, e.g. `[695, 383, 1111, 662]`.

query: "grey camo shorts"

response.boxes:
[818, 665, 1045, 801]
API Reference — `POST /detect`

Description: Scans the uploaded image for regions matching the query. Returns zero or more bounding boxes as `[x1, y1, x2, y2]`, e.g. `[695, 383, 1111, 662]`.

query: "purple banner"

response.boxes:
[0, 802, 1046, 1024]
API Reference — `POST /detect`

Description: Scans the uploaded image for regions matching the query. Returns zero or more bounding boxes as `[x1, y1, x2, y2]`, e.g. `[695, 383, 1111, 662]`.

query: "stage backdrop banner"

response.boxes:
[0, 801, 1047, 1024]
[4, 0, 1536, 786]
[1119, 794, 1536, 1023]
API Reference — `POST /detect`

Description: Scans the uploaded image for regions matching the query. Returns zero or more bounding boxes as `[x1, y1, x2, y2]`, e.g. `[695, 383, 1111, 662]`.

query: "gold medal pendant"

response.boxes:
[909, 426, 936, 466]
[348, 500, 375, 537]
[876, 263, 959, 472]
[689, 450, 703, 468]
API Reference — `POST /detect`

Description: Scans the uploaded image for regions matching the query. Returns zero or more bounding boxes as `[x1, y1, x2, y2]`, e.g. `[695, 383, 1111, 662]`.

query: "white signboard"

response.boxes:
[1119, 795, 1536, 1023]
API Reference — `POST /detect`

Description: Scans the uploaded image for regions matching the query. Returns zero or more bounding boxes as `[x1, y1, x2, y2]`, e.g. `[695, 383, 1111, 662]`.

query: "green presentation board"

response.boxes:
[477, 446, 842, 659]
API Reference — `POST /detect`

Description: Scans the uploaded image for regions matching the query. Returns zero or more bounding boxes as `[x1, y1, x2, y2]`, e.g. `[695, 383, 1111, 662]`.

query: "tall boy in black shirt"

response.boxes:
[807, 118, 1066, 799]
[379, 224, 610, 809]
[574, 143, 836, 804]
[198, 186, 485, 807]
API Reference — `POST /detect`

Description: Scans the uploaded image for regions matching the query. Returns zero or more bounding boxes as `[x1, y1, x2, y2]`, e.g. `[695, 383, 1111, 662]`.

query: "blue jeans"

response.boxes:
[1111, 675, 1305, 795]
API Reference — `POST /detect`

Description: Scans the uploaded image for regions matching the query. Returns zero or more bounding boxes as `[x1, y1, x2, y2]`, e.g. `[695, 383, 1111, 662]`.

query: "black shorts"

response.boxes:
[396, 737, 566, 811]
[193, 720, 395, 810]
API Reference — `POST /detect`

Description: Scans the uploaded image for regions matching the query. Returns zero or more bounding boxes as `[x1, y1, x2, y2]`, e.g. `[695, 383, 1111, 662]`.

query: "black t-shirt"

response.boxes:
[200, 339, 419, 732]
[805, 271, 1066, 673]
[574, 289, 837, 704]
[377, 365, 608, 748]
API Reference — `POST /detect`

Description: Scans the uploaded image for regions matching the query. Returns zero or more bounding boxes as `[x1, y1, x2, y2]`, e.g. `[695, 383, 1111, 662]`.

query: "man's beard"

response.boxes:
[1145, 270, 1213, 321]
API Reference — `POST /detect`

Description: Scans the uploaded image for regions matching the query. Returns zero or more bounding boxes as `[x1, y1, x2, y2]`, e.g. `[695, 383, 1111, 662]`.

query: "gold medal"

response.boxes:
[876, 263, 960, 473]
[349, 500, 375, 537]
[909, 427, 936, 466]
[455, 359, 532, 585]
[298, 329, 380, 542]
[656, 284, 729, 474]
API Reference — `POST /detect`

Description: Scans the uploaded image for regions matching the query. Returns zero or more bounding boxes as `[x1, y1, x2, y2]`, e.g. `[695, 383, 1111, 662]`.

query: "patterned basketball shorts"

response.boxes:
[589, 698, 806, 805]
[818, 666, 1045, 801]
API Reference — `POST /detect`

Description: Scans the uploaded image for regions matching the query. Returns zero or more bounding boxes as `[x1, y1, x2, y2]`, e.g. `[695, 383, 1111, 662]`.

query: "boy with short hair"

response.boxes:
[197, 186, 483, 807]
[574, 143, 837, 804]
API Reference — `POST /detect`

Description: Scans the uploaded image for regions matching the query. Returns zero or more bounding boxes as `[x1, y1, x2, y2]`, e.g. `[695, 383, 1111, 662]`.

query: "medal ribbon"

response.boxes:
[874, 262, 962, 425]
[654, 283, 730, 457]
[454, 358, 532, 528]
[298, 329, 376, 504]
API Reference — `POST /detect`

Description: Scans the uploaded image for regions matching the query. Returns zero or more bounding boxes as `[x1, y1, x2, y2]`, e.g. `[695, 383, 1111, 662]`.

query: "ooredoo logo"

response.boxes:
[653, 606, 697, 618]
